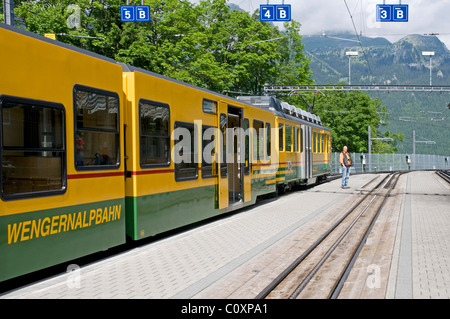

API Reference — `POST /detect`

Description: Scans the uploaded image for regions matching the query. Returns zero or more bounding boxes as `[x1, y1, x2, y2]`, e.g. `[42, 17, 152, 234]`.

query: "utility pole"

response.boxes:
[346, 51, 358, 85]
[368, 125, 372, 172]
[3, 0, 15, 26]
[413, 130, 416, 170]
[422, 51, 435, 86]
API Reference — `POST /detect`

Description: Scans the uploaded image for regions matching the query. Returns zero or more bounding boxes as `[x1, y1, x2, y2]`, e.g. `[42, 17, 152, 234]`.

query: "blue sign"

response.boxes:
[260, 4, 291, 22]
[392, 5, 408, 22]
[376, 4, 408, 22]
[276, 5, 291, 21]
[260, 5, 275, 21]
[121, 5, 135, 22]
[121, 5, 150, 22]
[376, 5, 392, 21]
[136, 5, 150, 22]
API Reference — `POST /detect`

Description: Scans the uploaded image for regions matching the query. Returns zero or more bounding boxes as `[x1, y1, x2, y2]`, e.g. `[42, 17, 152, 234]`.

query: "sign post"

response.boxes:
[260, 3, 291, 22]
[376, 4, 408, 22]
[121, 5, 136, 22]
[121, 5, 150, 22]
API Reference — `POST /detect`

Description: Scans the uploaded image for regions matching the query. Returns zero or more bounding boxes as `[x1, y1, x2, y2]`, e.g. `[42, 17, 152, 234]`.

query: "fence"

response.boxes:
[330, 152, 450, 174]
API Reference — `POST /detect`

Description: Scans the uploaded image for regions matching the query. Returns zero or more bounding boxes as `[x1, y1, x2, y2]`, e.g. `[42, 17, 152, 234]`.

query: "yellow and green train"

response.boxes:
[0, 24, 331, 282]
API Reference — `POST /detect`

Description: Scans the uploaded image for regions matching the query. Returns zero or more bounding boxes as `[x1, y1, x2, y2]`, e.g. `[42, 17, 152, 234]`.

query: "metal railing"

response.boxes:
[331, 152, 450, 174]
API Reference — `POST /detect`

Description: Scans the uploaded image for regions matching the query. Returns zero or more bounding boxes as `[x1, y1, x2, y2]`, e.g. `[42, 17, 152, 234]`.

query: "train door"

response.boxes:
[217, 103, 244, 209]
[218, 102, 228, 209]
[227, 105, 243, 204]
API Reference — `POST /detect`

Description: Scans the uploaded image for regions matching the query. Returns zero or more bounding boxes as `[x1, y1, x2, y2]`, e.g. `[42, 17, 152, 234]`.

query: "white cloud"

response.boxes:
[225, 0, 450, 48]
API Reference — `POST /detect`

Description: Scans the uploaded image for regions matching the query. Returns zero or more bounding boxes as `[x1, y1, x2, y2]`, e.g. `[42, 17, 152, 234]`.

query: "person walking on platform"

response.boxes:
[340, 146, 352, 189]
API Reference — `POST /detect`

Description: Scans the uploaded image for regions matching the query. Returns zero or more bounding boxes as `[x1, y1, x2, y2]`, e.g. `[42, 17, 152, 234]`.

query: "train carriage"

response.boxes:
[122, 66, 280, 239]
[237, 96, 332, 190]
[0, 24, 126, 281]
[0, 23, 331, 282]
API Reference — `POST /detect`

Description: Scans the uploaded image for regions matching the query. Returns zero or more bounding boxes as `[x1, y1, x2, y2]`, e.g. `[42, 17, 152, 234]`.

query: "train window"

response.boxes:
[74, 85, 119, 170]
[244, 118, 250, 175]
[202, 99, 217, 114]
[300, 127, 303, 152]
[1, 96, 66, 199]
[313, 132, 316, 153]
[318, 133, 321, 153]
[285, 125, 292, 152]
[139, 99, 170, 167]
[201, 125, 217, 178]
[278, 123, 283, 151]
[265, 122, 271, 159]
[320, 134, 324, 153]
[174, 122, 198, 181]
[294, 127, 299, 152]
[253, 120, 264, 161]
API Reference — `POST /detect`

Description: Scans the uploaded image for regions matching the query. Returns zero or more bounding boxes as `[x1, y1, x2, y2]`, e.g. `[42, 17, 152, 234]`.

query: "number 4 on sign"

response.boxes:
[260, 4, 291, 22]
[260, 5, 275, 21]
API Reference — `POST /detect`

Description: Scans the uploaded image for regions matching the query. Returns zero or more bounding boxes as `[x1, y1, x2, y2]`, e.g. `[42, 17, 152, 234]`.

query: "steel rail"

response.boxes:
[330, 172, 404, 298]
[436, 170, 450, 183]
[289, 173, 398, 299]
[255, 173, 393, 299]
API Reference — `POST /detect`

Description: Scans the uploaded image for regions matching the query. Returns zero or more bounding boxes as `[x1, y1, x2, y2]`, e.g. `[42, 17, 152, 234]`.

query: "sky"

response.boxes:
[192, 0, 450, 49]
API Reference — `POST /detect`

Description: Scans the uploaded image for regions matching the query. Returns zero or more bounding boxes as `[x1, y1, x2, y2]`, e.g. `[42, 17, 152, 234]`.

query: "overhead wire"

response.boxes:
[343, 0, 375, 84]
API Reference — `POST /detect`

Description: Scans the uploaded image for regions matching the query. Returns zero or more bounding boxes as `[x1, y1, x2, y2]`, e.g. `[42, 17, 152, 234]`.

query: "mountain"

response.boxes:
[303, 33, 450, 85]
[303, 34, 450, 156]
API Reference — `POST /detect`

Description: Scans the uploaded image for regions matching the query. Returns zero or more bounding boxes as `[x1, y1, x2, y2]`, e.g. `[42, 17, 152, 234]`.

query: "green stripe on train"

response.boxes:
[126, 185, 218, 240]
[0, 198, 125, 282]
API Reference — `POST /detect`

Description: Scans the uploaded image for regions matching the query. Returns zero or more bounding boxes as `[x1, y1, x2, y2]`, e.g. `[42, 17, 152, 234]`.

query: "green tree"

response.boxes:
[300, 89, 404, 153]
[13, 0, 312, 94]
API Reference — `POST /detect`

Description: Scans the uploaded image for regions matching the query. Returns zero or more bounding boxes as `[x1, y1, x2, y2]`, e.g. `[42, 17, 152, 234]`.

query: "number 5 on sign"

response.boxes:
[121, 5, 135, 22]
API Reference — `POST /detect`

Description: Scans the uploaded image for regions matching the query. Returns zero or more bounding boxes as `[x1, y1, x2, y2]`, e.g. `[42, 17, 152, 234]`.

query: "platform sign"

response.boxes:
[392, 5, 408, 22]
[376, 4, 408, 22]
[121, 5, 150, 22]
[121, 5, 135, 22]
[260, 5, 275, 21]
[136, 5, 150, 22]
[276, 5, 291, 21]
[260, 4, 291, 22]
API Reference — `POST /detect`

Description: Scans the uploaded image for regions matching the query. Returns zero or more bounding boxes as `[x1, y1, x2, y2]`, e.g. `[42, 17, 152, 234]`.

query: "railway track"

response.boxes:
[256, 172, 403, 299]
[436, 170, 450, 183]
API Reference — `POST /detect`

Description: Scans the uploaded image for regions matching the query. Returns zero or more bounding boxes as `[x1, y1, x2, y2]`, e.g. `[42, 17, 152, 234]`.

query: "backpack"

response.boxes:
[342, 152, 352, 167]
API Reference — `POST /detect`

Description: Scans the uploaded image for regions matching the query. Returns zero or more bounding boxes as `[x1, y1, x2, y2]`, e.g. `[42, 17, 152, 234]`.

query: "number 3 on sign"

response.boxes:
[377, 5, 391, 21]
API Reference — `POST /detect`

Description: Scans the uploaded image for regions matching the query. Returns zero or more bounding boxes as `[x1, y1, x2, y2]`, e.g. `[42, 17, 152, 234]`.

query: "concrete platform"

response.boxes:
[1, 171, 449, 299]
[387, 171, 450, 299]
